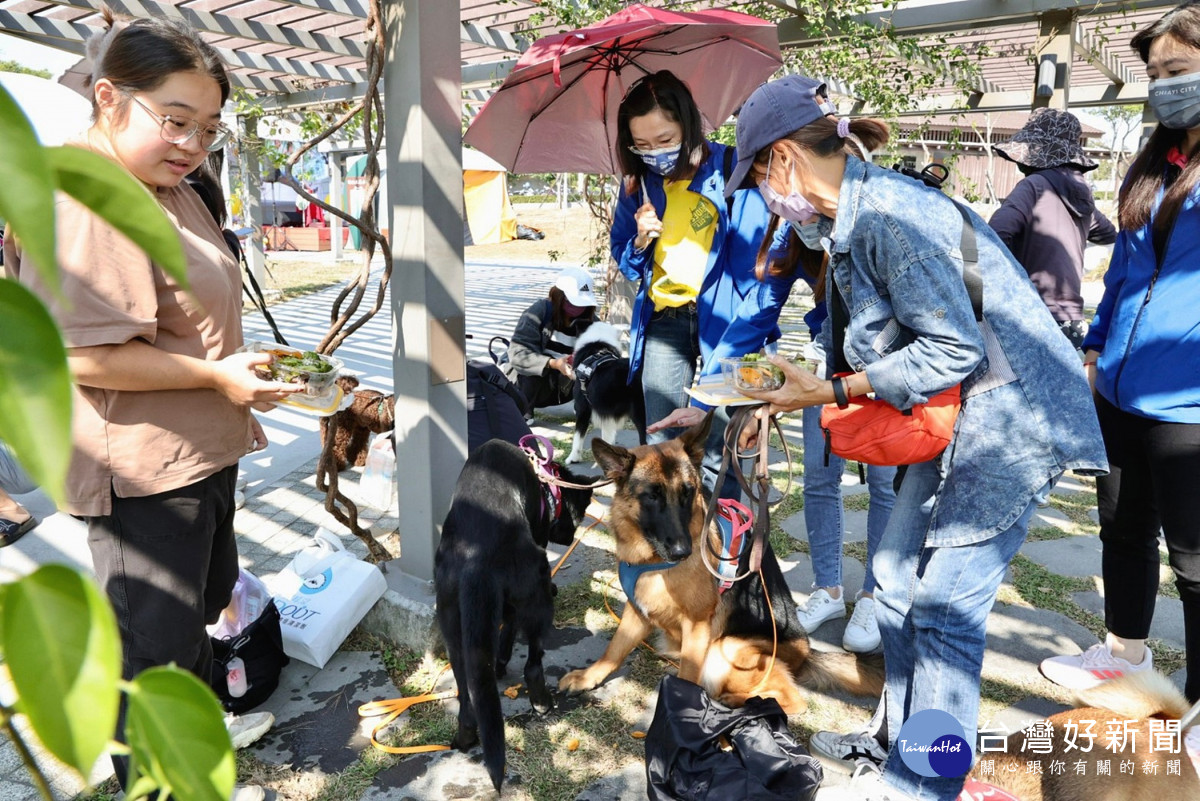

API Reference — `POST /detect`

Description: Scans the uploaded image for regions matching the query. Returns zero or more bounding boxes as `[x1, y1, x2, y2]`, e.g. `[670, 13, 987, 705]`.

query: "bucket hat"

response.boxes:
[995, 108, 1098, 172]
[554, 267, 597, 308]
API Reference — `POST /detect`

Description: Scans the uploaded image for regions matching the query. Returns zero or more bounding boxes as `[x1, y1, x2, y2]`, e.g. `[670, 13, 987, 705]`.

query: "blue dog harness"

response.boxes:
[618, 559, 678, 618]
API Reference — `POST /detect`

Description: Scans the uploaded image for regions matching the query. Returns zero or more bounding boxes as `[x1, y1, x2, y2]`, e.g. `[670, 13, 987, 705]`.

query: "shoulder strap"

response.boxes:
[830, 200, 982, 374]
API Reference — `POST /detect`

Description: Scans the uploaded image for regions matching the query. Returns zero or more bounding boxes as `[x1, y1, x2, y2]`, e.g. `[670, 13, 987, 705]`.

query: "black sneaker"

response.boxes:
[0, 516, 36, 547]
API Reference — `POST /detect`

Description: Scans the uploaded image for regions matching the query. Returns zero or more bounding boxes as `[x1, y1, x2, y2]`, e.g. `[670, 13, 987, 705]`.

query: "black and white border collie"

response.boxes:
[567, 321, 646, 463]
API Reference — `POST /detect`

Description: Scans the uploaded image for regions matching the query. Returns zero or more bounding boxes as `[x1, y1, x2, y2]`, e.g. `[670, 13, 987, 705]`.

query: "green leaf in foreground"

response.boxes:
[0, 86, 58, 290]
[46, 145, 188, 288]
[1, 565, 121, 777]
[0, 279, 72, 502]
[124, 667, 235, 801]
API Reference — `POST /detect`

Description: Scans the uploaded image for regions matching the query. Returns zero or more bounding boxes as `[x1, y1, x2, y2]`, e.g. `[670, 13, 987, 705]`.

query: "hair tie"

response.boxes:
[836, 118, 851, 138]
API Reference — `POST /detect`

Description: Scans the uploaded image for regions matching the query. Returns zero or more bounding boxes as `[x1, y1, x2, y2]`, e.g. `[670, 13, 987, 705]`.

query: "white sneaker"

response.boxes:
[843, 595, 881, 653]
[1039, 641, 1152, 690]
[796, 587, 846, 634]
[226, 711, 274, 749]
[231, 786, 265, 801]
[815, 759, 918, 800]
[810, 727, 888, 773]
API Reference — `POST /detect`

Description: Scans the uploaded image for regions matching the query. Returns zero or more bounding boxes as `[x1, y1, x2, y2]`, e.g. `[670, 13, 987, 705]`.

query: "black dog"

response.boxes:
[566, 321, 646, 463]
[434, 438, 594, 791]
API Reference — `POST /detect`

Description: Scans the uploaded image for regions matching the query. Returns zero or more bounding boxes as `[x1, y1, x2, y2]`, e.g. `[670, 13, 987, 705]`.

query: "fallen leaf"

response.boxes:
[503, 684, 522, 699]
[630, 731, 646, 739]
[567, 738, 580, 752]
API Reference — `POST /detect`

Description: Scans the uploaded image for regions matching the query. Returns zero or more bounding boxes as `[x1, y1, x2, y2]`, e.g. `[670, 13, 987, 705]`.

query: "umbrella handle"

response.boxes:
[640, 183, 660, 239]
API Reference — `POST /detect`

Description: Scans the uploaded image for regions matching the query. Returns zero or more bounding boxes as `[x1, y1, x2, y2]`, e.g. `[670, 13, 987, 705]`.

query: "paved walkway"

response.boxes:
[2, 265, 1174, 801]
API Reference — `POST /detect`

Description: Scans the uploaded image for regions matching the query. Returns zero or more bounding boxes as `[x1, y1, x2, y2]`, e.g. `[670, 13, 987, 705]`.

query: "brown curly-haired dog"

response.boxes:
[320, 375, 395, 471]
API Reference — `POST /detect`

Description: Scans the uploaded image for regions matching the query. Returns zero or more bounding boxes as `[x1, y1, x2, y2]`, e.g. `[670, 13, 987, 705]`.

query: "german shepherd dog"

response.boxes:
[565, 321, 646, 464]
[434, 439, 594, 791]
[558, 418, 884, 714]
[968, 671, 1200, 801]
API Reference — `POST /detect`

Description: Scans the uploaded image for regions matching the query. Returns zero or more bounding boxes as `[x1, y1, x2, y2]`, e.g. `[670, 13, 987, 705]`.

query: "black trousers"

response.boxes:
[1096, 394, 1200, 700]
[87, 464, 241, 785]
[517, 372, 574, 409]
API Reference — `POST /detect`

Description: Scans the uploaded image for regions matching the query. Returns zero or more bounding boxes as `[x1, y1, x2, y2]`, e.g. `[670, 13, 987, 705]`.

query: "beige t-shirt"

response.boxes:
[4, 147, 252, 516]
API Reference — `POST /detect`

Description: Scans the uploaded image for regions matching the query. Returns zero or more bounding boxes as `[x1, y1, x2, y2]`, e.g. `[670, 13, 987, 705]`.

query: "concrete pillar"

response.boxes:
[330, 153, 344, 261]
[1033, 11, 1075, 111]
[239, 115, 266, 284]
[383, 0, 467, 581]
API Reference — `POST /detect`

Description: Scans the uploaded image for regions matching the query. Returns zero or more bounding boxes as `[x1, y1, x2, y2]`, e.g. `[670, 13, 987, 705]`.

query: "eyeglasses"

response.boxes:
[128, 94, 233, 152]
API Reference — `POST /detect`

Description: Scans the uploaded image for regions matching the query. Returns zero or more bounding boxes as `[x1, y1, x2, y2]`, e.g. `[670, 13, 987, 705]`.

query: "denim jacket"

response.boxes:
[610, 141, 773, 401]
[823, 158, 1106, 546]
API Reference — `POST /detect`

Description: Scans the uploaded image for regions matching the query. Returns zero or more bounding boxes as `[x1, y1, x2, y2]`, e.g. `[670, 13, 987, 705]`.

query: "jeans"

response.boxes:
[641, 303, 737, 499]
[801, 405, 896, 593]
[872, 459, 1050, 801]
[642, 303, 700, 445]
[1095, 393, 1200, 701]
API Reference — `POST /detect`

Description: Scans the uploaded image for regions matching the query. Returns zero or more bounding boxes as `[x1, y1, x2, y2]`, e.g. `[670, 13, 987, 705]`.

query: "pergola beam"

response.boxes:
[0, 10, 294, 91]
[778, 0, 1181, 45]
[1074, 25, 1137, 86]
[258, 0, 367, 22]
[874, 82, 1150, 117]
[461, 20, 527, 54]
[461, 58, 516, 89]
[255, 81, 370, 111]
[44, 0, 367, 58]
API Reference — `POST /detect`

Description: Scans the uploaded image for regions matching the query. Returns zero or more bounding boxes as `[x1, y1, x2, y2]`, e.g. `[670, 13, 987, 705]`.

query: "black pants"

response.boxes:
[88, 464, 241, 784]
[517, 372, 574, 409]
[1096, 394, 1200, 700]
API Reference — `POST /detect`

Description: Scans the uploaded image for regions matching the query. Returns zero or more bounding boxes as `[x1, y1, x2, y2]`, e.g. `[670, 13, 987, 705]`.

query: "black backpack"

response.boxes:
[209, 602, 290, 714]
[466, 355, 532, 456]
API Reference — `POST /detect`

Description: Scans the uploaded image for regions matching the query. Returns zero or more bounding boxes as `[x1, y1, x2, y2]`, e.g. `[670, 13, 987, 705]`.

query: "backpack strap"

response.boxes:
[722, 145, 736, 219]
[478, 363, 531, 417]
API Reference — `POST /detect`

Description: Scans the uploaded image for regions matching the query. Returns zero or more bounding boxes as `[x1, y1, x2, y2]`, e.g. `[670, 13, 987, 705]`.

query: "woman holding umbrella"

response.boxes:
[610, 70, 775, 497]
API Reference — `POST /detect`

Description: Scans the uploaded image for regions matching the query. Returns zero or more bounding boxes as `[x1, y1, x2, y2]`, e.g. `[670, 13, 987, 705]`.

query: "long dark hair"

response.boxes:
[86, 8, 230, 121]
[1120, 1, 1200, 249]
[616, 71, 709, 194]
[549, 286, 595, 332]
[752, 116, 890, 285]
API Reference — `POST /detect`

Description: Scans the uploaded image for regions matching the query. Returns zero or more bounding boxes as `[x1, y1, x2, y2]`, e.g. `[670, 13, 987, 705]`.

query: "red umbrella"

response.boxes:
[463, 3, 782, 175]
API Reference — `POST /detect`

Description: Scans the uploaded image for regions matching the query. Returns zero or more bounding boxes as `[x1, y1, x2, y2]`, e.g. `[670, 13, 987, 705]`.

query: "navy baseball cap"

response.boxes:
[724, 74, 836, 198]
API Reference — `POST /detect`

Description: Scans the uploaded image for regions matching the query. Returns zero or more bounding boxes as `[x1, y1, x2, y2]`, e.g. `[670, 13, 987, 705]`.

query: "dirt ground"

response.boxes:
[466, 203, 605, 267]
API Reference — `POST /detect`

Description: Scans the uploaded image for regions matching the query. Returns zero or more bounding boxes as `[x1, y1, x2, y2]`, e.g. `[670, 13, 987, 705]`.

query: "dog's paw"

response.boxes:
[565, 451, 583, 464]
[558, 668, 602, 695]
[528, 683, 555, 715]
[451, 724, 479, 752]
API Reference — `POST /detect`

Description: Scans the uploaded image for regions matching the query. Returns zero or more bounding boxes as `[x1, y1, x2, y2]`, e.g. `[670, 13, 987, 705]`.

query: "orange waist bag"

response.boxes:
[819, 380, 961, 466]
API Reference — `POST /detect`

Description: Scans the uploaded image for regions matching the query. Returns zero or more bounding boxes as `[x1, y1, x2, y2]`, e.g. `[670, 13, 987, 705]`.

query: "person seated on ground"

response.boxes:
[988, 107, 1117, 350]
[503, 266, 597, 410]
[0, 443, 38, 547]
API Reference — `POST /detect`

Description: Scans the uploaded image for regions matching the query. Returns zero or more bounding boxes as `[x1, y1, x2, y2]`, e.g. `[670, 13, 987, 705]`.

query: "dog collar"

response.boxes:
[619, 559, 678, 618]
[573, 350, 619, 391]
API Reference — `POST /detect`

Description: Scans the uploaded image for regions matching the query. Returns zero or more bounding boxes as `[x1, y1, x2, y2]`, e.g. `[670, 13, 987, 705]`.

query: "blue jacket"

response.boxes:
[1082, 174, 1200, 423]
[821, 158, 1106, 546]
[610, 142, 773, 399]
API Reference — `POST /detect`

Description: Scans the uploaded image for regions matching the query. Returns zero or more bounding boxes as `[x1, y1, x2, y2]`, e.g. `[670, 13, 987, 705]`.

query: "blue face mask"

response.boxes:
[632, 143, 682, 176]
[789, 219, 825, 251]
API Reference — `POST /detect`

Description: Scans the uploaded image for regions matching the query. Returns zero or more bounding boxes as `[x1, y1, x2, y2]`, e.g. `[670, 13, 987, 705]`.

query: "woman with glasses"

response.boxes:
[610, 70, 773, 497]
[4, 12, 295, 796]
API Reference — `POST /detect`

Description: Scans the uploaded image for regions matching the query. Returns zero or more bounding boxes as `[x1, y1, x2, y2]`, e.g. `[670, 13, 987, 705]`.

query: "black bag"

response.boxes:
[210, 601, 290, 714]
[466, 357, 532, 455]
[645, 676, 823, 801]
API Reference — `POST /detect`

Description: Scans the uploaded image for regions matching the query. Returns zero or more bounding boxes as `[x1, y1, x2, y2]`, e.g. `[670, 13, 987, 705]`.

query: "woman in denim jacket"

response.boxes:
[1041, 3, 1200, 703]
[609, 71, 772, 496]
[730, 75, 1106, 801]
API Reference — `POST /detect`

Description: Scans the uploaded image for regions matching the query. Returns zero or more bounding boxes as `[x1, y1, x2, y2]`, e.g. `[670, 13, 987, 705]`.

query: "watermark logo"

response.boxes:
[897, 709, 974, 778]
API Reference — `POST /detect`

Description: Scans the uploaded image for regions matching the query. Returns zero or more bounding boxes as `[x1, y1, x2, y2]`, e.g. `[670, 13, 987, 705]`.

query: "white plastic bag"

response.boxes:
[208, 568, 273, 640]
[267, 528, 388, 668]
[359, 432, 396, 511]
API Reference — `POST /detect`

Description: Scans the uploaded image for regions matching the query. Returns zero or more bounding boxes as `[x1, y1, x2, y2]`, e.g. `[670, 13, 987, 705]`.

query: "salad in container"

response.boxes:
[239, 342, 343, 397]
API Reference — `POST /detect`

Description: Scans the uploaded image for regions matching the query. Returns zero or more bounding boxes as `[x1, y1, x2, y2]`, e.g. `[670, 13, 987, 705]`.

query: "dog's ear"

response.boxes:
[678, 411, 714, 466]
[591, 438, 634, 480]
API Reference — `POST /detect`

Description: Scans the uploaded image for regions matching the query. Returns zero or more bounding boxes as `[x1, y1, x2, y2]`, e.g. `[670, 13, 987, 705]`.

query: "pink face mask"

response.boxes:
[757, 150, 818, 223]
[563, 300, 589, 318]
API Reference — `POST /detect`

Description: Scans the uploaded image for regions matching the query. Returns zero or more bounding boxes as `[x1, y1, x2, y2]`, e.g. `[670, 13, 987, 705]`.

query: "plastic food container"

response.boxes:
[721, 357, 785, 392]
[239, 342, 343, 396]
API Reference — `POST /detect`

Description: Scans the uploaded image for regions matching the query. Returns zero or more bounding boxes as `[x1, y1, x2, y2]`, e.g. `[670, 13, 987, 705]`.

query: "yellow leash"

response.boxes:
[357, 508, 607, 755]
